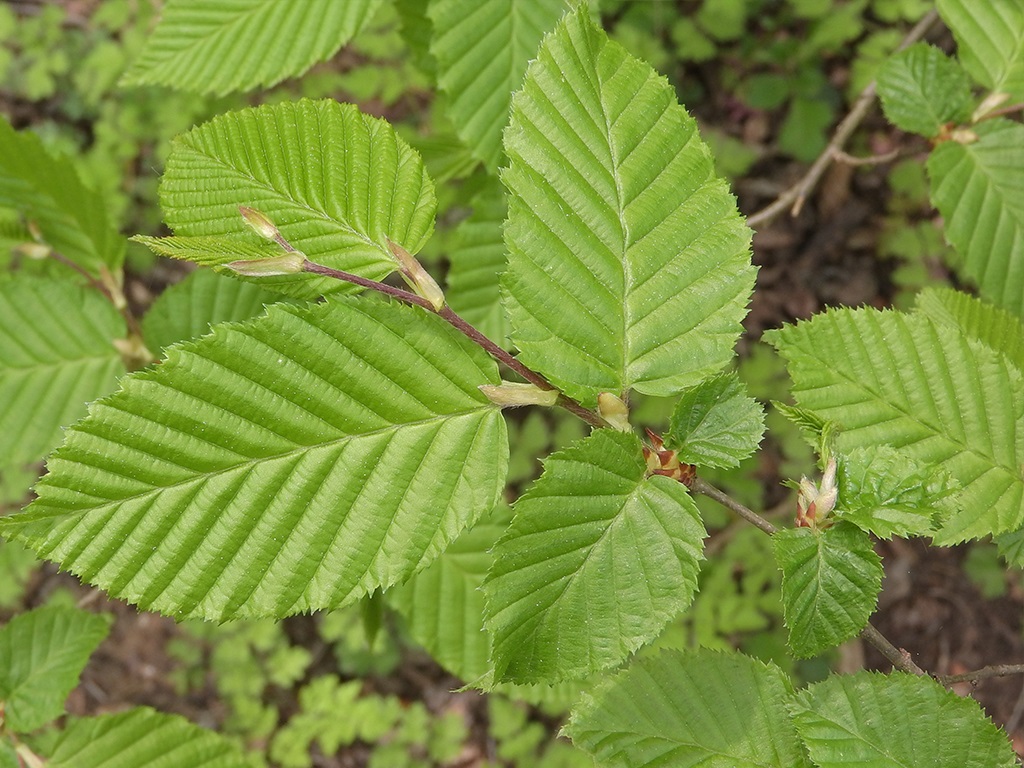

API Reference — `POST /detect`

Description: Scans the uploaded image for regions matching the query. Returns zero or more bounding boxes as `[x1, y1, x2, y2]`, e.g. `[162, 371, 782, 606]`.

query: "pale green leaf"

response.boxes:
[0, 276, 125, 467]
[0, 740, 15, 768]
[0, 117, 124, 276]
[836, 445, 957, 538]
[121, 0, 384, 96]
[0, 605, 110, 732]
[0, 298, 508, 621]
[936, 0, 1024, 100]
[791, 672, 1017, 768]
[502, 8, 755, 406]
[142, 268, 286, 351]
[446, 180, 510, 346]
[159, 100, 436, 300]
[766, 307, 1024, 542]
[49, 708, 248, 767]
[928, 119, 1024, 314]
[665, 371, 765, 468]
[915, 286, 1024, 368]
[772, 401, 839, 461]
[773, 522, 882, 658]
[430, 0, 566, 170]
[876, 43, 972, 137]
[996, 526, 1024, 567]
[484, 429, 705, 683]
[566, 648, 812, 768]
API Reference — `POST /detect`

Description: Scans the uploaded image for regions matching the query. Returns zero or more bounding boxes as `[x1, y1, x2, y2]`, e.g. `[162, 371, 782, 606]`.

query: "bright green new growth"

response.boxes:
[876, 43, 972, 137]
[0, 299, 508, 620]
[484, 430, 705, 683]
[501, 7, 755, 406]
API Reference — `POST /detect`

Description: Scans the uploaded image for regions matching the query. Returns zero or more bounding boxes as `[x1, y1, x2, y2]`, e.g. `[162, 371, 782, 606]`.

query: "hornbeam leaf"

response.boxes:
[566, 648, 812, 768]
[876, 43, 972, 138]
[159, 100, 436, 300]
[916, 286, 1024, 368]
[766, 307, 1024, 542]
[0, 276, 125, 467]
[430, 0, 566, 170]
[791, 672, 1017, 768]
[502, 8, 755, 406]
[773, 522, 882, 658]
[0, 298, 508, 621]
[121, 0, 384, 96]
[928, 119, 1024, 314]
[484, 429, 705, 683]
[936, 0, 1024, 101]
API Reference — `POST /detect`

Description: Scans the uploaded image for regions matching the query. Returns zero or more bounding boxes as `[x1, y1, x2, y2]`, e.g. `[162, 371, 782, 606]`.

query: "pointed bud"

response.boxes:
[226, 251, 307, 277]
[972, 91, 1010, 123]
[479, 381, 559, 407]
[597, 392, 631, 432]
[950, 128, 978, 145]
[388, 239, 445, 311]
[14, 242, 50, 260]
[239, 206, 282, 241]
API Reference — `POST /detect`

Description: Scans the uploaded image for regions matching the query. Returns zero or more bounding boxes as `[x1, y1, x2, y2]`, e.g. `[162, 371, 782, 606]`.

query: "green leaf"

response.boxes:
[665, 372, 765, 468]
[159, 100, 436, 300]
[773, 522, 882, 658]
[766, 307, 1024, 542]
[0, 605, 110, 732]
[876, 43, 973, 137]
[916, 286, 1024, 368]
[0, 298, 508, 621]
[0, 740, 16, 768]
[995, 526, 1024, 567]
[0, 117, 124, 276]
[791, 672, 1017, 768]
[484, 429, 705, 683]
[0, 276, 125, 467]
[445, 180, 510, 346]
[566, 648, 812, 768]
[121, 0, 384, 96]
[936, 0, 1024, 101]
[430, 0, 565, 170]
[142, 268, 285, 351]
[836, 446, 957, 538]
[49, 707, 248, 767]
[502, 8, 755, 406]
[928, 119, 1024, 314]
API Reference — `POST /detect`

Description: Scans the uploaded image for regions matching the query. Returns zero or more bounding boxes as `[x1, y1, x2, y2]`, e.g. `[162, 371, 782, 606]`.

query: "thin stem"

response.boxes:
[746, 9, 940, 229]
[691, 477, 777, 535]
[859, 623, 926, 676]
[936, 664, 1024, 687]
[832, 147, 903, 167]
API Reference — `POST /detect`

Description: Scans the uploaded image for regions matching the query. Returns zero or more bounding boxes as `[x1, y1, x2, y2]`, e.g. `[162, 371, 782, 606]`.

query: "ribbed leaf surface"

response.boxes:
[502, 8, 754, 406]
[142, 268, 284, 351]
[121, 0, 384, 96]
[766, 307, 1024, 543]
[484, 430, 705, 683]
[0, 298, 508, 621]
[430, 0, 565, 170]
[916, 287, 1024, 367]
[791, 672, 1017, 768]
[566, 649, 812, 768]
[876, 43, 972, 138]
[0, 606, 110, 732]
[160, 100, 436, 300]
[446, 181, 510, 345]
[936, 0, 1024, 100]
[0, 118, 123, 276]
[773, 523, 882, 658]
[0, 277, 125, 467]
[50, 708, 247, 767]
[666, 371, 765, 468]
[928, 119, 1024, 314]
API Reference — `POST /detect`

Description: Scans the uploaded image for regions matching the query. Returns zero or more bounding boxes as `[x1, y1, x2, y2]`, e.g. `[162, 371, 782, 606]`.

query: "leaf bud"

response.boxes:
[972, 91, 1010, 123]
[479, 381, 559, 407]
[14, 242, 50, 260]
[225, 251, 307, 277]
[239, 206, 282, 241]
[388, 239, 446, 311]
[597, 392, 631, 432]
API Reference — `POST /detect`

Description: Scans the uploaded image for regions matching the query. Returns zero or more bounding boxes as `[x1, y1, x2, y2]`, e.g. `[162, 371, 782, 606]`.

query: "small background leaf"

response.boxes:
[876, 43, 972, 137]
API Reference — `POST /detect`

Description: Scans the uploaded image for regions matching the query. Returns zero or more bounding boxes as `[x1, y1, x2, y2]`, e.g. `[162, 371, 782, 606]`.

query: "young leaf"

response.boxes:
[502, 7, 755, 406]
[836, 445, 957, 538]
[766, 307, 1024, 543]
[0, 117, 124, 276]
[141, 268, 285, 352]
[484, 429, 705, 683]
[665, 371, 765, 468]
[876, 43, 973, 137]
[159, 100, 436, 300]
[915, 286, 1024, 368]
[0, 605, 110, 733]
[121, 0, 384, 96]
[48, 707, 248, 767]
[566, 648, 812, 768]
[928, 119, 1024, 314]
[936, 0, 1024, 101]
[0, 298, 508, 621]
[996, 526, 1024, 568]
[430, 0, 566, 170]
[791, 672, 1017, 768]
[773, 522, 882, 658]
[0, 276, 125, 467]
